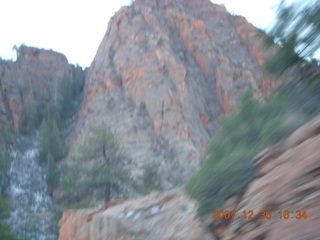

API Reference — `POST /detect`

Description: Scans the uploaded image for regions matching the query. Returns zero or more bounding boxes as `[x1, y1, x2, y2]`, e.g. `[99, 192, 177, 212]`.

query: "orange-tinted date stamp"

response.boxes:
[212, 210, 307, 220]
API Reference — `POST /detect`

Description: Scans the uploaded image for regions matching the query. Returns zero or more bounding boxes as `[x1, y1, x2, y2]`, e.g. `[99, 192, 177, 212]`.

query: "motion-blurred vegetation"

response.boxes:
[186, 0, 320, 216]
[186, 86, 320, 215]
[264, 0, 320, 75]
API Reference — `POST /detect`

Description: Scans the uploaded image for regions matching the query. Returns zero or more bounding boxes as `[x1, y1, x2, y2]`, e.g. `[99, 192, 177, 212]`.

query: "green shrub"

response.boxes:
[157, 37, 164, 46]
[47, 155, 60, 195]
[38, 117, 67, 164]
[71, 200, 90, 210]
[186, 88, 317, 216]
[72, 64, 84, 99]
[58, 75, 73, 120]
[139, 101, 146, 111]
[108, 59, 115, 68]
[0, 193, 17, 240]
[131, 8, 141, 18]
[141, 163, 162, 194]
[0, 151, 7, 190]
[140, 38, 149, 50]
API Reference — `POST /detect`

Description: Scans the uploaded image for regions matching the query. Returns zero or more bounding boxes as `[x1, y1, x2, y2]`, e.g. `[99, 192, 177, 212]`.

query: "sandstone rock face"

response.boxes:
[58, 189, 215, 240]
[213, 115, 320, 240]
[0, 46, 76, 133]
[59, 115, 320, 240]
[70, 0, 275, 188]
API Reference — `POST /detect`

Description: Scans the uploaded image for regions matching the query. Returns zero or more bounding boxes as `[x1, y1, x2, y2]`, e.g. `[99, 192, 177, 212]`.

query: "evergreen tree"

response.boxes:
[265, 0, 320, 74]
[186, 90, 308, 215]
[60, 127, 136, 207]
[72, 64, 84, 98]
[38, 117, 66, 164]
[58, 75, 72, 120]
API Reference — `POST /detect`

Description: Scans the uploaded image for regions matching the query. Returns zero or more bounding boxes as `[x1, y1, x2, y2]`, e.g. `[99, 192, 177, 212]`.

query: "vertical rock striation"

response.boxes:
[70, 0, 275, 189]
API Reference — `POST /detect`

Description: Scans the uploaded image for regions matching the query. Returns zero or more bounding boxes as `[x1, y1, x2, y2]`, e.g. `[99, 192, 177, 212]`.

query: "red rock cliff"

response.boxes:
[0, 46, 76, 133]
[70, 0, 275, 189]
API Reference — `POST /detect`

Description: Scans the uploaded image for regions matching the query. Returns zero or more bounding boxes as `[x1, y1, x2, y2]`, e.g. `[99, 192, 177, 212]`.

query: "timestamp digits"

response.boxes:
[212, 210, 307, 220]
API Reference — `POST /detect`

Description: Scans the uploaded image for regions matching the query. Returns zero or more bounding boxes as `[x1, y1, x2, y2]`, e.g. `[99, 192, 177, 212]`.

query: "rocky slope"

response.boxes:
[212, 115, 320, 240]
[58, 189, 214, 240]
[58, 114, 320, 239]
[0, 46, 81, 239]
[0, 46, 77, 134]
[69, 0, 275, 189]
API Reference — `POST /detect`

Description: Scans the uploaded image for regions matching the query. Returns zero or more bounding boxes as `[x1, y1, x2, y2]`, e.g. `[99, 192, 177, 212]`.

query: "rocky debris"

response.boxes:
[58, 189, 215, 240]
[69, 0, 276, 189]
[7, 138, 56, 240]
[0, 46, 76, 133]
[210, 115, 320, 240]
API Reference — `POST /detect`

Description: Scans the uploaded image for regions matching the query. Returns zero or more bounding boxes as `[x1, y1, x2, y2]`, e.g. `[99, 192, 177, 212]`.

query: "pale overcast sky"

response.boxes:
[0, 0, 280, 67]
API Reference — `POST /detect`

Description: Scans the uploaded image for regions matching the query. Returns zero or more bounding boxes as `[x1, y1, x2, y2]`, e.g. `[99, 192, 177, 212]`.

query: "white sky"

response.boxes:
[0, 0, 280, 67]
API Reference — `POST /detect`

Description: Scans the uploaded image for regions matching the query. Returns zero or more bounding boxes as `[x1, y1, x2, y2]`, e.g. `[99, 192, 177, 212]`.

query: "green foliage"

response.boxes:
[38, 117, 67, 164]
[47, 156, 60, 195]
[38, 113, 66, 194]
[131, 8, 141, 18]
[157, 37, 164, 46]
[58, 66, 85, 121]
[139, 101, 146, 111]
[141, 163, 162, 194]
[0, 193, 17, 240]
[265, 0, 320, 74]
[264, 37, 301, 74]
[0, 151, 8, 191]
[186, 87, 319, 216]
[60, 127, 137, 207]
[12, 43, 26, 60]
[52, 211, 63, 236]
[72, 64, 84, 99]
[0, 193, 10, 220]
[107, 97, 115, 110]
[108, 59, 115, 68]
[19, 64, 84, 134]
[19, 203, 43, 240]
[58, 75, 73, 120]
[19, 86, 40, 134]
[140, 38, 149, 50]
[71, 200, 90, 209]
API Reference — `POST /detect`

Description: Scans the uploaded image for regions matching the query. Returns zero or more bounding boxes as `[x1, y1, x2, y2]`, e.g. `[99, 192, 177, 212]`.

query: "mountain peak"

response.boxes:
[70, 0, 275, 190]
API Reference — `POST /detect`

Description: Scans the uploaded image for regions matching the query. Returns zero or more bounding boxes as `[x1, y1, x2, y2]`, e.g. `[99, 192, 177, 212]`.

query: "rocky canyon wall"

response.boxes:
[69, 0, 275, 189]
[0, 46, 77, 134]
[58, 114, 320, 239]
